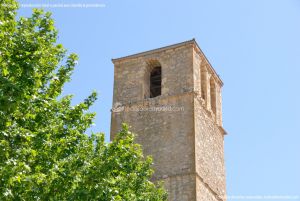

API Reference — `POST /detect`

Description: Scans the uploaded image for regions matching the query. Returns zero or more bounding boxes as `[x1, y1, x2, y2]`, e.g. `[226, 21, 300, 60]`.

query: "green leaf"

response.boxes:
[2, 67, 9, 76]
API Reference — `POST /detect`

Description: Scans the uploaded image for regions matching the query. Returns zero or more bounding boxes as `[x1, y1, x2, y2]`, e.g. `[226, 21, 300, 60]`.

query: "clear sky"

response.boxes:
[18, 0, 300, 200]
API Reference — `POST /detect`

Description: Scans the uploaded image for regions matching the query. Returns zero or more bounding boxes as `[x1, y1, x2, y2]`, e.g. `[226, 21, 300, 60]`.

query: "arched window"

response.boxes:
[210, 78, 217, 114]
[201, 65, 207, 100]
[150, 66, 162, 98]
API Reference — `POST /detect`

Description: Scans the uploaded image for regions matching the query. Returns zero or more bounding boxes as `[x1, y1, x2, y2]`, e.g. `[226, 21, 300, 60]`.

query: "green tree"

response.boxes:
[0, 1, 167, 200]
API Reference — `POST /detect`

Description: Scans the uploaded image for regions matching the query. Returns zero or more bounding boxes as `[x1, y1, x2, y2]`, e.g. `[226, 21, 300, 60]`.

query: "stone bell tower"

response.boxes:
[111, 39, 227, 201]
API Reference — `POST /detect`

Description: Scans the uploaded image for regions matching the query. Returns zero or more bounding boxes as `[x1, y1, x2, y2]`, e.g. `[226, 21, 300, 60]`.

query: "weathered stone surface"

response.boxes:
[195, 97, 226, 197]
[111, 39, 226, 201]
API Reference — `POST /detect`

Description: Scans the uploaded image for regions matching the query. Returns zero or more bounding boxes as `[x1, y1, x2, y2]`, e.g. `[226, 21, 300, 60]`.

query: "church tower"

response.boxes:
[111, 39, 227, 201]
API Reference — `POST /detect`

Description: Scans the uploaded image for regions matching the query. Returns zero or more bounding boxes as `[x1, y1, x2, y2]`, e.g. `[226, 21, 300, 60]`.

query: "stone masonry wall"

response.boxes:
[194, 97, 226, 199]
[112, 44, 194, 105]
[111, 40, 226, 201]
[111, 43, 197, 200]
[111, 93, 195, 179]
[163, 174, 196, 201]
[196, 176, 219, 201]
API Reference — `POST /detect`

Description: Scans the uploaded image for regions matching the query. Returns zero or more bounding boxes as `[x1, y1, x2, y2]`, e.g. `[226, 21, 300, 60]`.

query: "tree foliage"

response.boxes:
[0, 1, 167, 200]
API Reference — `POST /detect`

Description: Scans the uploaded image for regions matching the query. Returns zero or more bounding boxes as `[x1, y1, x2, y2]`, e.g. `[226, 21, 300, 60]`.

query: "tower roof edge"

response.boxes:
[111, 39, 196, 63]
[111, 39, 223, 86]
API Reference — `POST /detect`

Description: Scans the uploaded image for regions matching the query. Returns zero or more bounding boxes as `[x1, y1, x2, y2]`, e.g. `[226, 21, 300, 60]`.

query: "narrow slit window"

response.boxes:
[201, 65, 207, 100]
[150, 67, 162, 98]
[210, 78, 217, 114]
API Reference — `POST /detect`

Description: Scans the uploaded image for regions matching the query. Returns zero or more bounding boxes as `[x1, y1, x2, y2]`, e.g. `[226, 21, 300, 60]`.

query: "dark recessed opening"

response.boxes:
[150, 67, 162, 98]
[210, 78, 217, 114]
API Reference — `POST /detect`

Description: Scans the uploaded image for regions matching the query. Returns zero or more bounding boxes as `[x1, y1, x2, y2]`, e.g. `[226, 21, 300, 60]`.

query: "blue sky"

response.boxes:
[18, 0, 300, 200]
